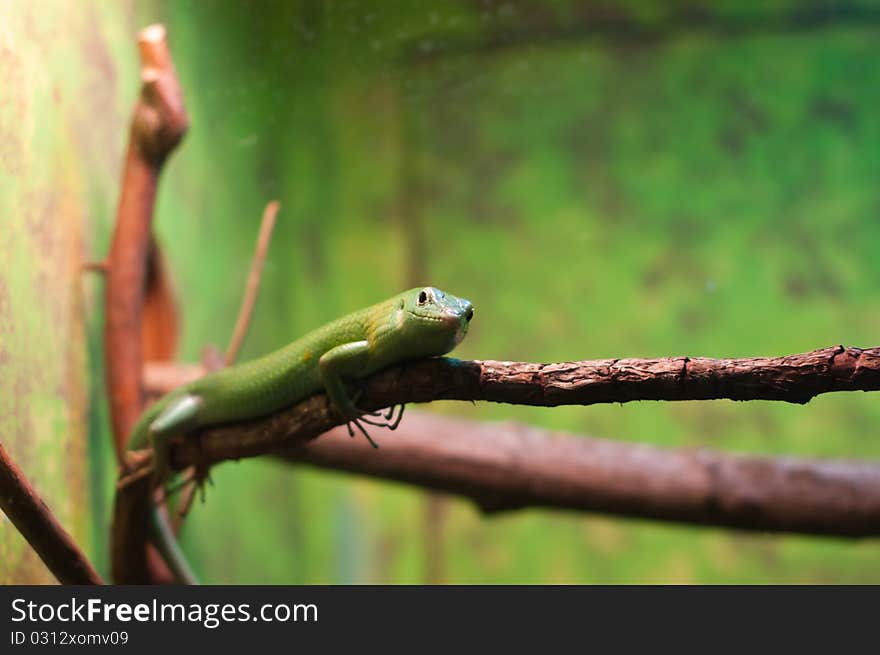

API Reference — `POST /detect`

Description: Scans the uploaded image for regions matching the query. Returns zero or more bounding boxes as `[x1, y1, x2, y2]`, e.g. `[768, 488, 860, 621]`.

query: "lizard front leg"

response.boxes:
[318, 340, 403, 447]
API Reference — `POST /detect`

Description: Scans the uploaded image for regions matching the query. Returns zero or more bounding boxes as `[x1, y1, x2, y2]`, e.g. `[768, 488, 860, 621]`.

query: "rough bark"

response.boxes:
[135, 345, 880, 474]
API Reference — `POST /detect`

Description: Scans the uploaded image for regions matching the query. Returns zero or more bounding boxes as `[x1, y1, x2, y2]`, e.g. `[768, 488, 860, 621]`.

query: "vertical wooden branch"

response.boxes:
[142, 235, 180, 364]
[108, 24, 188, 584]
[105, 24, 188, 464]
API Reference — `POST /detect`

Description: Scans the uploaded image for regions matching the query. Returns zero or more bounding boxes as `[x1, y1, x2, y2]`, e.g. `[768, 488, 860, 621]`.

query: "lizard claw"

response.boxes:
[341, 388, 406, 447]
[156, 469, 196, 504]
[358, 404, 405, 430]
[343, 404, 406, 448]
[346, 417, 380, 448]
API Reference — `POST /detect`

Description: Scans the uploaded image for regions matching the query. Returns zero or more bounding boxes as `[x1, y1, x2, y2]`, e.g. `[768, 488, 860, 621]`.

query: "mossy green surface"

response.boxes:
[0, 1, 145, 583]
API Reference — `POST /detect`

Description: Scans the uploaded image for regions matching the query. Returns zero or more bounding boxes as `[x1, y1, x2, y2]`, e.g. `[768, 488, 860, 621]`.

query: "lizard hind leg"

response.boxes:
[318, 341, 407, 448]
[148, 393, 204, 484]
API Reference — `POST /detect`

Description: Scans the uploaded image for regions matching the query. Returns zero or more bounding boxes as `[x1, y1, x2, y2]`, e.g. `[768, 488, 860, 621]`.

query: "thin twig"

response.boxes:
[173, 484, 199, 527]
[169, 201, 279, 528]
[0, 440, 104, 584]
[225, 201, 280, 366]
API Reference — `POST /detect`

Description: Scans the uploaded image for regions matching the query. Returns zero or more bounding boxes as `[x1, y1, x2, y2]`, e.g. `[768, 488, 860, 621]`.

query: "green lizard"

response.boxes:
[127, 286, 474, 584]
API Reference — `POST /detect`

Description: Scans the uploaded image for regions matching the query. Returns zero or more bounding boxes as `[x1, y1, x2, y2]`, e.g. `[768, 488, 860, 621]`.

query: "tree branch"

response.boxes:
[142, 234, 180, 364]
[276, 410, 880, 538]
[132, 344, 880, 473]
[167, 202, 280, 528]
[103, 343, 880, 582]
[105, 23, 188, 463]
[224, 201, 280, 366]
[108, 23, 188, 584]
[0, 440, 103, 584]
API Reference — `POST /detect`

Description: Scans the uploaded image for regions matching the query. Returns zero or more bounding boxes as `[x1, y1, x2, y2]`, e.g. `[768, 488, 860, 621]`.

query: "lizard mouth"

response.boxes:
[407, 308, 464, 326]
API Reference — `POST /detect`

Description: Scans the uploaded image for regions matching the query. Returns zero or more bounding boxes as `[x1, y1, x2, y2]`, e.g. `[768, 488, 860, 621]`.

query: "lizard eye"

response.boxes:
[418, 290, 428, 305]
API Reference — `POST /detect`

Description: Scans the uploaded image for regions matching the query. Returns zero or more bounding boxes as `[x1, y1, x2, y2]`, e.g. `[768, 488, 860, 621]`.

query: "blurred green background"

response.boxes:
[137, 0, 880, 583]
[6, 0, 880, 583]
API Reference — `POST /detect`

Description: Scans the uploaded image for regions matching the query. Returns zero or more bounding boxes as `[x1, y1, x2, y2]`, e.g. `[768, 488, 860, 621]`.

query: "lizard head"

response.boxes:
[394, 286, 474, 358]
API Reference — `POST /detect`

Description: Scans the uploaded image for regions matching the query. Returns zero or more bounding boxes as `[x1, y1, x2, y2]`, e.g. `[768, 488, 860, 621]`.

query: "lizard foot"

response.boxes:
[345, 404, 406, 448]
[157, 470, 195, 503]
[359, 403, 406, 429]
[346, 418, 380, 448]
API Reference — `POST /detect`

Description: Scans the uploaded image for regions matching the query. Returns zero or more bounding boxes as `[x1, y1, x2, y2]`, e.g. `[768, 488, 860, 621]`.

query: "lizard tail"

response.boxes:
[150, 506, 200, 585]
